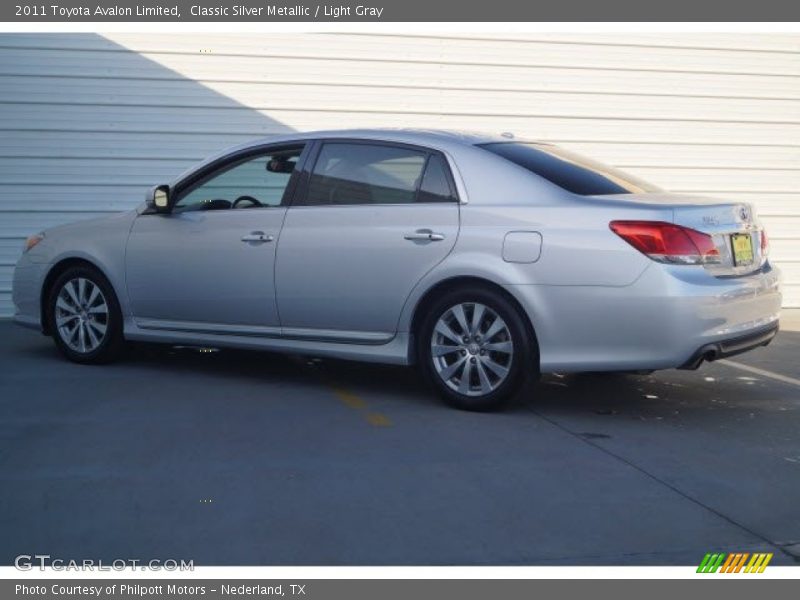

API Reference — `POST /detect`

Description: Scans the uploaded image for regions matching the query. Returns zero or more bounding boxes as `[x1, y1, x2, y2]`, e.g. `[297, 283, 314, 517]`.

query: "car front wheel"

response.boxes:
[47, 265, 125, 364]
[418, 287, 536, 411]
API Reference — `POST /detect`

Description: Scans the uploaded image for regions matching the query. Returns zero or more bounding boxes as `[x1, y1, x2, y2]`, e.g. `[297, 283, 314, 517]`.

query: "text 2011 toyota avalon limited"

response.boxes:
[13, 129, 781, 410]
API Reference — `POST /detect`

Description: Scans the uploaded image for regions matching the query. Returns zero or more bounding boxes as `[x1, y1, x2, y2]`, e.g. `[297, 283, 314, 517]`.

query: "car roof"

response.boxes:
[172, 129, 547, 185]
[228, 128, 545, 154]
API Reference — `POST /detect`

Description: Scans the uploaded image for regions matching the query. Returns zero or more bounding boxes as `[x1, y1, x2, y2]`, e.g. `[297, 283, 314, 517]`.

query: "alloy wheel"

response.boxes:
[430, 302, 514, 396]
[54, 277, 109, 354]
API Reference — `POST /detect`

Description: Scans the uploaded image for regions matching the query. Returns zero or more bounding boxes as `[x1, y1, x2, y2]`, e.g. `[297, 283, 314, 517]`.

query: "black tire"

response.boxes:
[417, 286, 538, 411]
[47, 265, 125, 364]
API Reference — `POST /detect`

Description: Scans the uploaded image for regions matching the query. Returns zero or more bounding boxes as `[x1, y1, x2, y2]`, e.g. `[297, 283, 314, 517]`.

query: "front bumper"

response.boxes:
[12, 258, 47, 332]
[13, 313, 42, 330]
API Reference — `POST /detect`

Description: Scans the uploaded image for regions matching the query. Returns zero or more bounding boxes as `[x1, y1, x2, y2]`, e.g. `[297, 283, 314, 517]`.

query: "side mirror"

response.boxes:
[146, 185, 171, 213]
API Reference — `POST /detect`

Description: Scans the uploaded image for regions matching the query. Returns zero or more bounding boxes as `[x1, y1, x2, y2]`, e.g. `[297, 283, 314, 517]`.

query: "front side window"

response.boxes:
[300, 142, 440, 206]
[174, 146, 304, 212]
[479, 142, 661, 196]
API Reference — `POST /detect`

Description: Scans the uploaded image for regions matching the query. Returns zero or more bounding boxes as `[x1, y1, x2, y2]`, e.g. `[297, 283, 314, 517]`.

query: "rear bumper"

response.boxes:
[507, 261, 782, 373]
[678, 322, 779, 370]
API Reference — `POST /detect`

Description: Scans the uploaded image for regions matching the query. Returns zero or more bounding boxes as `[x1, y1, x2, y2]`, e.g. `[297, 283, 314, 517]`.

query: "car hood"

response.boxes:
[43, 209, 138, 238]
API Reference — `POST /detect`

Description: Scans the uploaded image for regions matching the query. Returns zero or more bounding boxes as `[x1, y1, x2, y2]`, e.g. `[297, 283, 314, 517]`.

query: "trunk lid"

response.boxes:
[593, 193, 767, 276]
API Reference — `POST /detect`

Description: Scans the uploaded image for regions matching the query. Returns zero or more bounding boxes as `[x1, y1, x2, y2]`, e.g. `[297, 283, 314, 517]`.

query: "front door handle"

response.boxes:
[404, 229, 446, 242]
[241, 231, 274, 243]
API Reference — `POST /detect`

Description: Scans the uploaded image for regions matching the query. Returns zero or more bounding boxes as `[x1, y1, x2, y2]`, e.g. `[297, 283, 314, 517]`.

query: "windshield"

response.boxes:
[478, 142, 662, 196]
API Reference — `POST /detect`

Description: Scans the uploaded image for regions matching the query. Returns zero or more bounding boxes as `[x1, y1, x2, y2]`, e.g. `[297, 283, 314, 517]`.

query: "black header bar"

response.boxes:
[4, 0, 800, 22]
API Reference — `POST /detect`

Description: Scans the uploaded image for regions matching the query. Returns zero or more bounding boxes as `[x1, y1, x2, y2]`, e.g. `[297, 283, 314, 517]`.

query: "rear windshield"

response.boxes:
[478, 142, 661, 196]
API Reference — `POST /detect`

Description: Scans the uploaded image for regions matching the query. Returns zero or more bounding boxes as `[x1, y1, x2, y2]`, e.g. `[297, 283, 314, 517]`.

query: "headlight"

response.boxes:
[23, 232, 45, 253]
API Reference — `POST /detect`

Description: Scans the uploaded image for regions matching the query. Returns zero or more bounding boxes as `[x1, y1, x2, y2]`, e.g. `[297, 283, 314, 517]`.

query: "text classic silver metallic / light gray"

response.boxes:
[13, 129, 782, 409]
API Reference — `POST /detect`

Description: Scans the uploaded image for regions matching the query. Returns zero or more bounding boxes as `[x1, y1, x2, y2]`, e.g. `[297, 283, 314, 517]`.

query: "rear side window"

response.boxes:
[298, 142, 458, 206]
[302, 143, 427, 206]
[478, 142, 661, 196]
[418, 154, 457, 203]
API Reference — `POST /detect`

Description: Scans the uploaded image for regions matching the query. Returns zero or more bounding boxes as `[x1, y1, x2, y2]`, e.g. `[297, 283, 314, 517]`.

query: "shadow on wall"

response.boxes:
[0, 33, 295, 314]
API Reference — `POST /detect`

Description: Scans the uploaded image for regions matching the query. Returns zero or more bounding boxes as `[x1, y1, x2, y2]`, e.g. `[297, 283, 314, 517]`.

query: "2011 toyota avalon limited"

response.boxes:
[13, 129, 781, 410]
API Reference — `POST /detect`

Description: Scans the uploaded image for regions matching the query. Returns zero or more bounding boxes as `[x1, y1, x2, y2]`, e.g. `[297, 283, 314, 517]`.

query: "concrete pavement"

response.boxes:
[1, 318, 798, 565]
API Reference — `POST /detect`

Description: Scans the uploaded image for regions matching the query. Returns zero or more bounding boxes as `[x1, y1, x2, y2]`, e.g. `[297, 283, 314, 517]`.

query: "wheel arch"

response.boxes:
[408, 275, 539, 366]
[40, 257, 115, 335]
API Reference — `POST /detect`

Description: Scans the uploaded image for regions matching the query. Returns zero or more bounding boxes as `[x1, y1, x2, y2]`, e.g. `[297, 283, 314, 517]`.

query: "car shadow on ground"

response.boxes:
[121, 343, 670, 413]
[15, 329, 798, 421]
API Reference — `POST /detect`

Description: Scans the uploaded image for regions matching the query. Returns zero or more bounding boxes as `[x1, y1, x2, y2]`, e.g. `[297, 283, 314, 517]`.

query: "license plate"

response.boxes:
[731, 233, 754, 266]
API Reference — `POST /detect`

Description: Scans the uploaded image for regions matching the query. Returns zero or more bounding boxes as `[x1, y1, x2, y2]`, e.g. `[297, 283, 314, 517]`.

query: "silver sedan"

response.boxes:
[13, 129, 782, 410]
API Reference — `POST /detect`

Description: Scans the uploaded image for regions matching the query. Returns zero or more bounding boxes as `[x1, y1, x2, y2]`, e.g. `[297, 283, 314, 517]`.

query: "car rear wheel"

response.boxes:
[418, 287, 536, 411]
[47, 266, 124, 364]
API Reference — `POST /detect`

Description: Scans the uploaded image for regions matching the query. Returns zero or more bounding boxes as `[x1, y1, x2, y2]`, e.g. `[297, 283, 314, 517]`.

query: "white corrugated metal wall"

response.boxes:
[0, 32, 798, 316]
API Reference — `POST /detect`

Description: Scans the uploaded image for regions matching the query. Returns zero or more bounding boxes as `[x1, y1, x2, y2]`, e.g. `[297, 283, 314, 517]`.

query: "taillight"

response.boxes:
[760, 229, 769, 257]
[609, 221, 721, 265]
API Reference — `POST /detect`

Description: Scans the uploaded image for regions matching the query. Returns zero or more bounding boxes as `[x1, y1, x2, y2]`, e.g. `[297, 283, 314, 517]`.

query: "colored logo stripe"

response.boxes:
[697, 553, 725, 573]
[745, 553, 773, 573]
[697, 552, 773, 573]
[720, 553, 749, 573]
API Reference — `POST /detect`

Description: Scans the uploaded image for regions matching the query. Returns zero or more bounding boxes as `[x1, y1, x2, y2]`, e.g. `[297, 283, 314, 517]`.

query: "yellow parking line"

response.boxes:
[290, 355, 392, 427]
[331, 385, 392, 427]
[365, 413, 392, 427]
[332, 387, 367, 410]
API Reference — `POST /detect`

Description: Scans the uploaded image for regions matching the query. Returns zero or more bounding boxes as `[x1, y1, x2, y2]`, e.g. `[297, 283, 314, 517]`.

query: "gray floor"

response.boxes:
[1, 319, 798, 566]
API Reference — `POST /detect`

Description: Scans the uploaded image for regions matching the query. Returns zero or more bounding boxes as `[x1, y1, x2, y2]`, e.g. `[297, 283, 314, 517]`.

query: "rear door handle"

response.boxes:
[241, 231, 274, 243]
[404, 229, 446, 242]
